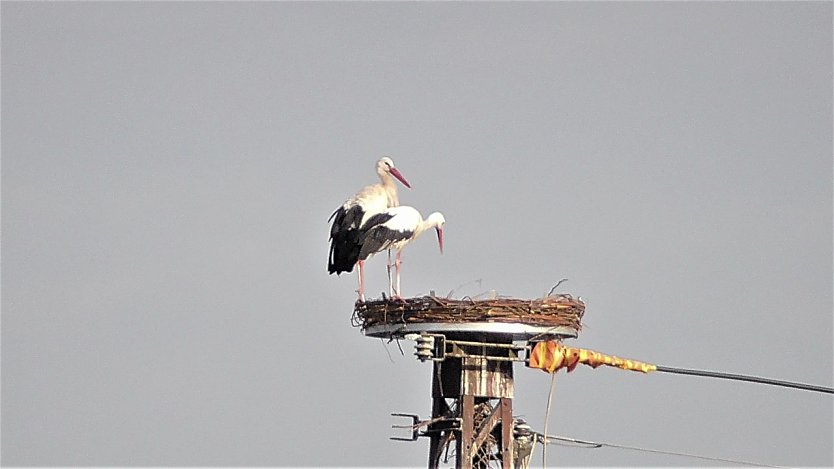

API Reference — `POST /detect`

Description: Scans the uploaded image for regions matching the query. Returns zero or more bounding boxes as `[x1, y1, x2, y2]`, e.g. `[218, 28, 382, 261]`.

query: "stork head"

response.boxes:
[426, 212, 446, 254]
[377, 156, 411, 189]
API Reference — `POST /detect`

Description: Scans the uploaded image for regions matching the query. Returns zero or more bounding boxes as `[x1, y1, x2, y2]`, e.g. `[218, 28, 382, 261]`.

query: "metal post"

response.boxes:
[428, 365, 447, 469]
[500, 398, 514, 467]
[426, 335, 517, 468]
[459, 394, 475, 469]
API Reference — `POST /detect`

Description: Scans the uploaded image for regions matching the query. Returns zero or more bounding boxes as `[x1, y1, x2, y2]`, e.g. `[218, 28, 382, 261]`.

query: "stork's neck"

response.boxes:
[379, 172, 399, 206]
[414, 214, 440, 237]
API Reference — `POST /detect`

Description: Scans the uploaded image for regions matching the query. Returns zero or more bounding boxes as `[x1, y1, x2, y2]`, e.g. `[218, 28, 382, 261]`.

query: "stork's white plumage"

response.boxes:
[357, 206, 445, 299]
[328, 157, 411, 301]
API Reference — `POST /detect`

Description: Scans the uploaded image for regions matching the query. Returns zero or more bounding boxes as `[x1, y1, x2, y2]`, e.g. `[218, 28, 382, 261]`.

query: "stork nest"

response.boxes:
[352, 294, 585, 332]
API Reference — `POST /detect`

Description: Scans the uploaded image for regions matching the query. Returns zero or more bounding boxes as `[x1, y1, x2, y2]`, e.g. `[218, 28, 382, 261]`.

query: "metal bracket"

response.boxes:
[390, 413, 421, 441]
[431, 334, 446, 361]
[390, 412, 464, 441]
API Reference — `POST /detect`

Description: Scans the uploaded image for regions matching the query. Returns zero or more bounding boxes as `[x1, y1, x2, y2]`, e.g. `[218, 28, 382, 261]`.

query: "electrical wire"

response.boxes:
[527, 342, 834, 394]
[527, 343, 826, 466]
[541, 372, 557, 468]
[536, 432, 784, 468]
[655, 365, 834, 394]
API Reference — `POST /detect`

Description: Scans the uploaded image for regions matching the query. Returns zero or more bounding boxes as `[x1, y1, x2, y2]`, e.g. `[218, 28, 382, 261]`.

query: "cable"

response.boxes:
[527, 342, 834, 394]
[542, 372, 557, 468]
[655, 365, 834, 394]
[536, 432, 784, 468]
[525, 343, 826, 467]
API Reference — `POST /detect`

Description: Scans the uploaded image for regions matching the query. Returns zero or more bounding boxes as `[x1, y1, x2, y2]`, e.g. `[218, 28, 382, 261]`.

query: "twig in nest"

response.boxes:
[473, 289, 499, 300]
[547, 278, 569, 296]
[379, 338, 395, 364]
[350, 309, 362, 328]
[446, 278, 483, 298]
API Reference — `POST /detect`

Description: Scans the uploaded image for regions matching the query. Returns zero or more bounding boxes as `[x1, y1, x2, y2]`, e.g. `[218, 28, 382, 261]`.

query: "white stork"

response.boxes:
[328, 157, 411, 301]
[356, 206, 445, 299]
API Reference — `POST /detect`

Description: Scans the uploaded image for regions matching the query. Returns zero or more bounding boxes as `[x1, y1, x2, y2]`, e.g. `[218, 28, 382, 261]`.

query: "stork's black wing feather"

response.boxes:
[358, 225, 413, 261]
[328, 205, 366, 274]
[360, 212, 395, 231]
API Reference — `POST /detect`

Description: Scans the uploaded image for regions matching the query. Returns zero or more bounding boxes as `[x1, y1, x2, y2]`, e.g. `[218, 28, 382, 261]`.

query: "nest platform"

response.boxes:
[353, 294, 585, 341]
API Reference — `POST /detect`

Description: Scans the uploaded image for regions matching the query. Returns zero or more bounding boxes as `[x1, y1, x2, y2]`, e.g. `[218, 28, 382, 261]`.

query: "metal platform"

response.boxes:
[363, 321, 579, 342]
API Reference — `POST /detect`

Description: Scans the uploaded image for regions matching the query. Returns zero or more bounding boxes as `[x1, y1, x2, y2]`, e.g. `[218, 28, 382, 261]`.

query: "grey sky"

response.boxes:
[2, 2, 831, 467]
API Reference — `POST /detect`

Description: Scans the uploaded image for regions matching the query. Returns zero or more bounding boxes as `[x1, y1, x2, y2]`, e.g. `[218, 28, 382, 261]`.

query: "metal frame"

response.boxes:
[364, 321, 578, 341]
[426, 338, 516, 469]
[384, 325, 579, 468]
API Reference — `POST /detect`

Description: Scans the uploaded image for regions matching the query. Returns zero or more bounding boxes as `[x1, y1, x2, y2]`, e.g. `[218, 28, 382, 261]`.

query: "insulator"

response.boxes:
[414, 334, 435, 362]
[513, 418, 533, 438]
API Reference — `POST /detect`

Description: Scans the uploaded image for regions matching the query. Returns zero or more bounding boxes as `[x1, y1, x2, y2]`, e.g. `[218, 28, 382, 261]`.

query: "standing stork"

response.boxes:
[357, 206, 445, 299]
[328, 157, 411, 301]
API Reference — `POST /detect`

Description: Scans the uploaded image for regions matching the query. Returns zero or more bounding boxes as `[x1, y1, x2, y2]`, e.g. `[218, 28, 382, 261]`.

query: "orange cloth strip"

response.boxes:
[528, 341, 657, 374]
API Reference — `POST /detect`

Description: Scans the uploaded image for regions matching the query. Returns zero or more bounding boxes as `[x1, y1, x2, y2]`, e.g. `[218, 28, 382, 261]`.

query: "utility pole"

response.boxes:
[355, 295, 584, 468]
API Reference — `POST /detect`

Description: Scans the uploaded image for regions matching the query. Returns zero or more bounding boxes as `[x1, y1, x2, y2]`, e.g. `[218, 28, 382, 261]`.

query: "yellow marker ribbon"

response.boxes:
[528, 341, 657, 374]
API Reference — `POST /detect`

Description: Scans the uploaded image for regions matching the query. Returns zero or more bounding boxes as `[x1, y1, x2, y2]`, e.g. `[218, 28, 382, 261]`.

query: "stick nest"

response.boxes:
[352, 294, 585, 332]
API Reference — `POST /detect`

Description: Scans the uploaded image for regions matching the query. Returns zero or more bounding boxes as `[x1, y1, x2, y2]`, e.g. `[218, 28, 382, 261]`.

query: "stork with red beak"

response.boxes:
[328, 157, 411, 301]
[356, 206, 445, 299]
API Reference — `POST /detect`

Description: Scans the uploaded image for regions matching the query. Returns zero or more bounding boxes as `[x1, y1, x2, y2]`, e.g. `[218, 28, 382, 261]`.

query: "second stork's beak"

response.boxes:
[436, 227, 444, 254]
[389, 167, 411, 189]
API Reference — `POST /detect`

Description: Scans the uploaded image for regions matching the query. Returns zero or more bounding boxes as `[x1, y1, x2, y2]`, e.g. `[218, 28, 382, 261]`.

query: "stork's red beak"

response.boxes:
[389, 167, 411, 189]
[436, 227, 444, 254]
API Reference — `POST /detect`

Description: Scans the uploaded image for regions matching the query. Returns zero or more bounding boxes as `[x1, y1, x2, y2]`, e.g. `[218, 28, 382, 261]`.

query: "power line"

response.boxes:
[536, 432, 784, 468]
[527, 342, 834, 394]
[527, 343, 827, 467]
[655, 365, 834, 394]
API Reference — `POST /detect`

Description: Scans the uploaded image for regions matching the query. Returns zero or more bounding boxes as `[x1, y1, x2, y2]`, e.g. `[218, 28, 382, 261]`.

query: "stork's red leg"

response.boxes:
[357, 260, 366, 302]
[394, 251, 403, 299]
[387, 249, 393, 297]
